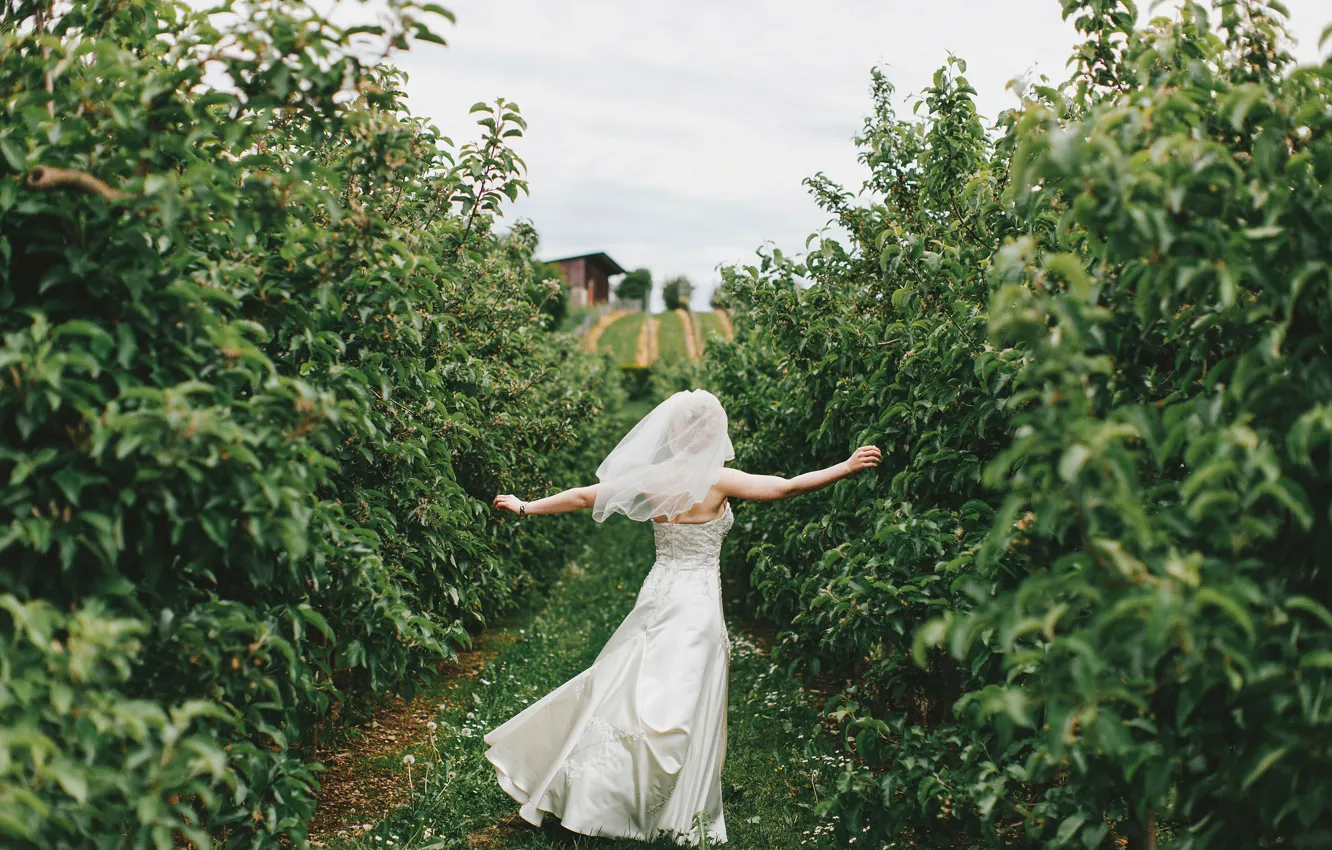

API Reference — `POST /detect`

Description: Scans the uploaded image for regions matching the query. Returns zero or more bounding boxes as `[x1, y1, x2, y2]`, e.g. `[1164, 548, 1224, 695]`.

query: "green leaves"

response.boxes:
[0, 0, 621, 846]
[1242, 746, 1291, 790]
[1299, 651, 1332, 671]
[707, 2, 1332, 847]
[1287, 596, 1332, 630]
[1042, 252, 1091, 300]
[0, 596, 231, 841]
[1056, 812, 1088, 844]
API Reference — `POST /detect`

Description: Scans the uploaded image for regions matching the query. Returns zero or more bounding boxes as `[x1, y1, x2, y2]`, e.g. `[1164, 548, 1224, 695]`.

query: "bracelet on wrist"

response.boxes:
[519, 502, 526, 516]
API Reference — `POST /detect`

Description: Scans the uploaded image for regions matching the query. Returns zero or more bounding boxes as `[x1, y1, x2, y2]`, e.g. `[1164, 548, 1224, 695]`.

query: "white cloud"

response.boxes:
[369, 1, 1328, 308]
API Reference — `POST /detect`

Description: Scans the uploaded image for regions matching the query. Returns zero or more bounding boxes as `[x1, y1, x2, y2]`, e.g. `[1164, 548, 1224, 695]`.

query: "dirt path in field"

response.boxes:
[675, 309, 701, 360]
[312, 523, 850, 850]
[635, 314, 658, 366]
[713, 307, 734, 340]
[582, 310, 628, 353]
[306, 630, 517, 845]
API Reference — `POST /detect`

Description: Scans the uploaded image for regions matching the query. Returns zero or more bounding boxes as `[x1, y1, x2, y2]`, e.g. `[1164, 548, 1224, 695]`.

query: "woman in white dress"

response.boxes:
[488, 389, 881, 845]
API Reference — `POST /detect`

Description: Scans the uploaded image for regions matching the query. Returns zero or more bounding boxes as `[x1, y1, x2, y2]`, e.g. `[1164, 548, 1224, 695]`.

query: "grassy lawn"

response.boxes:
[693, 312, 729, 345]
[617, 399, 656, 423]
[595, 313, 646, 366]
[318, 519, 847, 850]
[557, 306, 597, 336]
[654, 311, 690, 365]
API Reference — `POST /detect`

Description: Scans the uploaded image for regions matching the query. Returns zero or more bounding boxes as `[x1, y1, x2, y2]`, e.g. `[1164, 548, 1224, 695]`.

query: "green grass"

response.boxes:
[617, 399, 656, 423]
[694, 312, 729, 345]
[595, 313, 645, 367]
[654, 311, 690, 365]
[322, 519, 847, 850]
[558, 306, 597, 335]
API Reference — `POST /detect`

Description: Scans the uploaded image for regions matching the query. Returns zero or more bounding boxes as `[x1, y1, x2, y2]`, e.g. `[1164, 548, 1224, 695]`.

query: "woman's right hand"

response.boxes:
[846, 445, 882, 473]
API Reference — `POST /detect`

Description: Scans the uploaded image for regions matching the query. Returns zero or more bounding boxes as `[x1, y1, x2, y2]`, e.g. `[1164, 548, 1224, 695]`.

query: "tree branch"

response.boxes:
[26, 166, 130, 203]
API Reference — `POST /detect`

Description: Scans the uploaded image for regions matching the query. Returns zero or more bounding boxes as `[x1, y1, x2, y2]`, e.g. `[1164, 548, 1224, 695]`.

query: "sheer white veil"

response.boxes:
[592, 389, 734, 523]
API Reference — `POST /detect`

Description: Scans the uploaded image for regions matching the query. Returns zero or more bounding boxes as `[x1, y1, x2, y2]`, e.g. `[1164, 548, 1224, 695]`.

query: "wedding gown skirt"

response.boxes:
[484, 503, 735, 845]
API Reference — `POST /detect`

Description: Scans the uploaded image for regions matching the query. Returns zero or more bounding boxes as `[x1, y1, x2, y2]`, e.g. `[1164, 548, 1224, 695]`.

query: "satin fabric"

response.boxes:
[484, 503, 735, 845]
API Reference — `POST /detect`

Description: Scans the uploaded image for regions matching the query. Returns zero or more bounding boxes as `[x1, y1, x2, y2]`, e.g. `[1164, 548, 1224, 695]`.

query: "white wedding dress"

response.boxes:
[484, 502, 735, 845]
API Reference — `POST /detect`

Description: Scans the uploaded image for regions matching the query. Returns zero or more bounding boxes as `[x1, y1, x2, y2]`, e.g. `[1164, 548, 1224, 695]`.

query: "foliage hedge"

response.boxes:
[706, 2, 1332, 847]
[0, 1, 621, 847]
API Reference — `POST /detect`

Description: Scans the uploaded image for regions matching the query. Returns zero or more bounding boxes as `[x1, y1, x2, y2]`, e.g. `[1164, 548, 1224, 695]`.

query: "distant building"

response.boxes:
[550, 252, 626, 307]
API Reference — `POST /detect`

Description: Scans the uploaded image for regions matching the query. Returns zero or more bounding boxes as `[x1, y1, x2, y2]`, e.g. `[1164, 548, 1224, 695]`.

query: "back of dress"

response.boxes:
[485, 501, 735, 846]
[649, 501, 734, 569]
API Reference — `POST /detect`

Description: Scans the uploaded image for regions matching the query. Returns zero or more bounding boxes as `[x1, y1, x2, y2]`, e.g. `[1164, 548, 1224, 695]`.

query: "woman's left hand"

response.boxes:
[492, 494, 524, 514]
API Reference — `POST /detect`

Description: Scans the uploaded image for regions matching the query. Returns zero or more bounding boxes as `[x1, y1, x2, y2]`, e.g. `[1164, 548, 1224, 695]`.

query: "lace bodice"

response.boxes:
[649, 502, 734, 570]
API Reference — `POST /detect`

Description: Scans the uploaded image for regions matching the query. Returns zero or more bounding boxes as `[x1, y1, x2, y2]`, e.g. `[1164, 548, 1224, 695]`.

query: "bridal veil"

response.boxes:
[592, 389, 734, 523]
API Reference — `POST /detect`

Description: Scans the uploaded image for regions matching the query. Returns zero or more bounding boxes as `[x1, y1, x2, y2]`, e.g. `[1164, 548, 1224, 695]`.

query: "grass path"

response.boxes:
[593, 311, 731, 366]
[595, 313, 646, 367]
[654, 311, 689, 365]
[583, 311, 629, 354]
[675, 310, 701, 360]
[709, 310, 734, 342]
[635, 314, 659, 367]
[313, 520, 848, 850]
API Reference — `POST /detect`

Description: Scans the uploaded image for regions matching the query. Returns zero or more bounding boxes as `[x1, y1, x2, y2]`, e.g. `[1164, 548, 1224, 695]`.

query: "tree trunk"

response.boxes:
[1126, 807, 1157, 850]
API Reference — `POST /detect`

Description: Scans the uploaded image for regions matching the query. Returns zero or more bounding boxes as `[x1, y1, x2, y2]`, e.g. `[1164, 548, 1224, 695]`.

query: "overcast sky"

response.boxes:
[384, 1, 1329, 310]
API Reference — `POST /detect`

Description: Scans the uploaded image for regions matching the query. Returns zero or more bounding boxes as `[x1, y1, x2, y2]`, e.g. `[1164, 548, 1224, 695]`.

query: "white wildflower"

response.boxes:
[402, 754, 415, 766]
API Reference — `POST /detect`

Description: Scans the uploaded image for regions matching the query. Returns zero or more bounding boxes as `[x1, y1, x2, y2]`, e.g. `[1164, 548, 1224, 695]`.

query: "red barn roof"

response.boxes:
[548, 252, 627, 277]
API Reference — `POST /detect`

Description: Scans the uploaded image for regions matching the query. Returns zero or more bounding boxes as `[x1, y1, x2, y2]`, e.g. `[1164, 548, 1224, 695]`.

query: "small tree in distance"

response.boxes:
[616, 267, 652, 303]
[663, 275, 692, 311]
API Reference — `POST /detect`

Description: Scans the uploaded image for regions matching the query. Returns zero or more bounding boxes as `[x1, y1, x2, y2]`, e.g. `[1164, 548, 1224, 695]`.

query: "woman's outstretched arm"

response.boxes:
[719, 445, 881, 502]
[492, 483, 599, 516]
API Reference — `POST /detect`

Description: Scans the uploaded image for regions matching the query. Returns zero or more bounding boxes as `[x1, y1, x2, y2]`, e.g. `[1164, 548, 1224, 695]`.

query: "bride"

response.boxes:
[488, 389, 880, 845]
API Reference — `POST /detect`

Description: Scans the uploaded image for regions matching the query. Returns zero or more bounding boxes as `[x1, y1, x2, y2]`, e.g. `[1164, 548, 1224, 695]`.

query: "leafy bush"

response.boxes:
[0, 1, 619, 846]
[617, 364, 654, 401]
[663, 275, 692, 311]
[616, 267, 653, 302]
[531, 253, 570, 328]
[707, 2, 1332, 847]
[0, 594, 267, 848]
